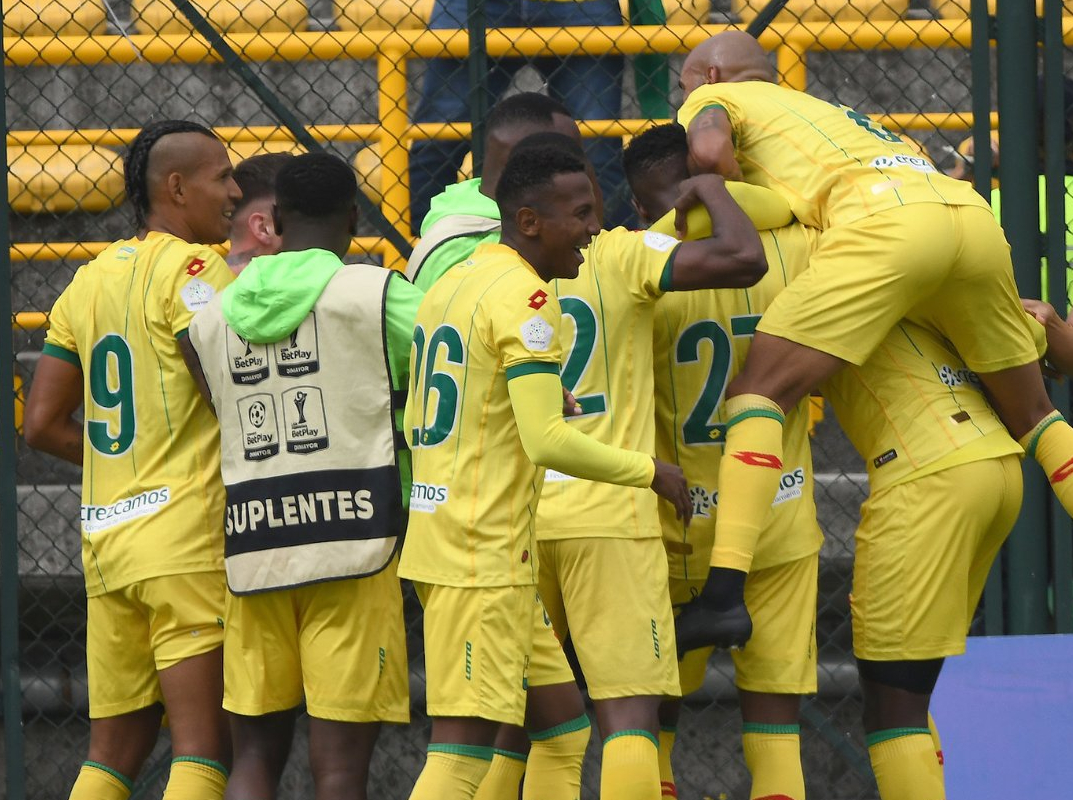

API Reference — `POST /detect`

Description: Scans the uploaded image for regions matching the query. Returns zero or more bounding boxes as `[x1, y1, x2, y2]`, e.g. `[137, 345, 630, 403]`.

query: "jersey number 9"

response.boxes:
[87, 334, 136, 456]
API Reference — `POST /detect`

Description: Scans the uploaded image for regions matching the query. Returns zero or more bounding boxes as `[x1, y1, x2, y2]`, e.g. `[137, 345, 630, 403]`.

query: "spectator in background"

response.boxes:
[226, 152, 295, 274]
[407, 0, 630, 234]
[946, 132, 1000, 188]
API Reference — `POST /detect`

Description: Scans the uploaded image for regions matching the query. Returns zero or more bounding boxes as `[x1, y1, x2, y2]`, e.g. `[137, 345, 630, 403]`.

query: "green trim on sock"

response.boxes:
[83, 761, 133, 791]
[659, 725, 678, 735]
[529, 713, 591, 742]
[171, 756, 229, 778]
[865, 727, 931, 748]
[428, 743, 495, 761]
[603, 729, 659, 748]
[1023, 411, 1064, 458]
[741, 723, 800, 736]
[492, 748, 529, 763]
[728, 407, 785, 428]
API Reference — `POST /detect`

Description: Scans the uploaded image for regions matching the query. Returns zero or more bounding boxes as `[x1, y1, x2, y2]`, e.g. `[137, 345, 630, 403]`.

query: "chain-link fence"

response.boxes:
[3, 1, 1072, 798]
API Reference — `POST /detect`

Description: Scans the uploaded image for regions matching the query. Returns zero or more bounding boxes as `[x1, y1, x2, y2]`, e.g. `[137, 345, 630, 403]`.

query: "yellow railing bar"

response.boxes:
[12, 312, 48, 331]
[9, 238, 389, 264]
[8, 19, 1049, 69]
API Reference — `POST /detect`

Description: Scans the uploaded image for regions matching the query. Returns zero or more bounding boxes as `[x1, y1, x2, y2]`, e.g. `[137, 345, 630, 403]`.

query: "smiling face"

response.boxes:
[530, 170, 601, 280]
[180, 136, 241, 245]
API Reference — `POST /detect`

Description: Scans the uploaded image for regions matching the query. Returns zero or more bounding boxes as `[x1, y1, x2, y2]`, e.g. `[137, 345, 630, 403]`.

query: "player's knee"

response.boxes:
[857, 658, 943, 695]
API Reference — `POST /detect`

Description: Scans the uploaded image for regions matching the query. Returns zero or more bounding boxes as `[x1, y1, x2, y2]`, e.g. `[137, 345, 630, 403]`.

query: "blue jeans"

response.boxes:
[409, 0, 631, 233]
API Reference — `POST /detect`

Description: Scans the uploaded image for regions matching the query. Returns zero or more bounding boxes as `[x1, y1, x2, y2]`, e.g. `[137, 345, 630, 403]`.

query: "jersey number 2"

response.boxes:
[87, 334, 136, 455]
[559, 297, 607, 417]
[675, 315, 760, 446]
[411, 324, 464, 447]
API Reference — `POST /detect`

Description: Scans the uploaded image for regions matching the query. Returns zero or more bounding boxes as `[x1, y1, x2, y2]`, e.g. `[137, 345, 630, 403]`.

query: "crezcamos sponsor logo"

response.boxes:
[410, 482, 448, 513]
[82, 487, 170, 533]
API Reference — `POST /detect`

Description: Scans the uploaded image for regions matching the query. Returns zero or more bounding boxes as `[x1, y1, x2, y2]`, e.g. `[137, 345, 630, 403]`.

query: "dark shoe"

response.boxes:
[675, 600, 753, 658]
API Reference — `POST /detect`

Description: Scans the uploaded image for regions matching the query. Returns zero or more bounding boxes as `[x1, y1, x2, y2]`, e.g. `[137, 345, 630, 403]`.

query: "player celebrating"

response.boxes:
[225, 152, 294, 274]
[624, 123, 823, 800]
[399, 145, 690, 800]
[673, 30, 1073, 653]
[24, 120, 239, 800]
[187, 153, 419, 800]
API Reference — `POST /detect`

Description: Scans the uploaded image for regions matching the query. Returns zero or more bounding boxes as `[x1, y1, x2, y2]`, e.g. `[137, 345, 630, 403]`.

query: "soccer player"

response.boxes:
[673, 30, 1073, 653]
[520, 131, 769, 800]
[186, 153, 419, 800]
[225, 152, 294, 274]
[624, 123, 823, 800]
[23, 120, 239, 800]
[406, 92, 584, 291]
[399, 144, 691, 800]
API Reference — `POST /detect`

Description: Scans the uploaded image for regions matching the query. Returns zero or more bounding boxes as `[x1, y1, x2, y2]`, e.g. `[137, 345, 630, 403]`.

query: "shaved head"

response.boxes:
[680, 31, 776, 98]
[146, 131, 222, 199]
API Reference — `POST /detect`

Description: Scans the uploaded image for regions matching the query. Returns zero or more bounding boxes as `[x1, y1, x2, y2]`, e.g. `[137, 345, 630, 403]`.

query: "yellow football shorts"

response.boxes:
[758, 203, 1039, 373]
[223, 557, 409, 723]
[671, 553, 818, 696]
[86, 570, 225, 719]
[537, 536, 680, 700]
[529, 591, 578, 688]
[852, 454, 1022, 661]
[416, 582, 535, 726]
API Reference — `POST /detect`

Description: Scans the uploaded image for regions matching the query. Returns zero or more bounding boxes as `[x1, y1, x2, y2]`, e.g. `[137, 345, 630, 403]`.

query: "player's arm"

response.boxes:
[685, 106, 743, 181]
[507, 368, 692, 522]
[1024, 298, 1073, 377]
[178, 335, 214, 411]
[663, 174, 766, 291]
[23, 353, 84, 466]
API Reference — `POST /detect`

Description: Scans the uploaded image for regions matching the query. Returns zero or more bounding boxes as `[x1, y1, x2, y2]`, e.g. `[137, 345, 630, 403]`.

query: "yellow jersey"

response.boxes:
[535, 226, 677, 541]
[42, 232, 233, 597]
[653, 225, 824, 578]
[821, 319, 1022, 493]
[398, 243, 565, 588]
[678, 81, 989, 230]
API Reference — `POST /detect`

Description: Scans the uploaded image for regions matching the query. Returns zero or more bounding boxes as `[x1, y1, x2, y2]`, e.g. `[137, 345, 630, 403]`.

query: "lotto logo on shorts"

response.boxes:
[730, 451, 783, 469]
[1050, 457, 1073, 485]
[527, 290, 548, 310]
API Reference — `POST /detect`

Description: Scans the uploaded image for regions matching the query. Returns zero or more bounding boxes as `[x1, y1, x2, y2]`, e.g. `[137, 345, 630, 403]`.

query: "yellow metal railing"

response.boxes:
[7, 18, 1062, 271]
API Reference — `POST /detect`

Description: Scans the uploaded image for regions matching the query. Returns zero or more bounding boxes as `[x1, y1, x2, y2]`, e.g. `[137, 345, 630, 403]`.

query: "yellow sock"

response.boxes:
[711, 394, 786, 572]
[69, 761, 132, 800]
[741, 724, 804, 800]
[161, 757, 228, 800]
[927, 712, 944, 775]
[1021, 411, 1073, 516]
[657, 727, 677, 798]
[523, 714, 590, 800]
[410, 745, 493, 800]
[600, 731, 660, 800]
[474, 749, 527, 800]
[867, 729, 945, 800]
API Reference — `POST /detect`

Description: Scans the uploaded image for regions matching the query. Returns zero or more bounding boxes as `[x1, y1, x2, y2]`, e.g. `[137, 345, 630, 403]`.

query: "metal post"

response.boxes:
[1042, 0, 1073, 633]
[970, 0, 994, 200]
[0, 5, 28, 792]
[996, 0, 1050, 635]
[467, 0, 489, 176]
[630, 0, 671, 120]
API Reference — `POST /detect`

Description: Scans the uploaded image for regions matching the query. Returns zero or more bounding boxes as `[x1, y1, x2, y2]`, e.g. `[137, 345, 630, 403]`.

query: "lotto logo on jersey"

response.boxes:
[186, 257, 206, 276]
[1050, 457, 1073, 485]
[528, 290, 548, 310]
[730, 451, 783, 469]
[411, 482, 449, 513]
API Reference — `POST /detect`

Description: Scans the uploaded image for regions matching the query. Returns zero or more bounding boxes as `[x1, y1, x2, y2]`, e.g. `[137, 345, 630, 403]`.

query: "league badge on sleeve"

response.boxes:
[521, 316, 553, 352]
[180, 277, 215, 312]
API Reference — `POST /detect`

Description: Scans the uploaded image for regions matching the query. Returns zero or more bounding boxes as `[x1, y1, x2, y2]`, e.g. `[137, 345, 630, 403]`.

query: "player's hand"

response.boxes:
[562, 386, 582, 417]
[1023, 298, 1062, 328]
[672, 174, 728, 240]
[651, 458, 692, 526]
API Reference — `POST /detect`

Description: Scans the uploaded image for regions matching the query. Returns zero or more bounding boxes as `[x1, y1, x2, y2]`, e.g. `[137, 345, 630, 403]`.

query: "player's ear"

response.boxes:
[707, 65, 720, 85]
[631, 195, 648, 226]
[167, 171, 185, 205]
[515, 206, 540, 238]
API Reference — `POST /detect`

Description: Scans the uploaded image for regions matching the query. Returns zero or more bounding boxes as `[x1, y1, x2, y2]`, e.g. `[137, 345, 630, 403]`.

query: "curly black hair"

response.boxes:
[275, 152, 357, 220]
[622, 123, 689, 188]
[496, 144, 588, 217]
